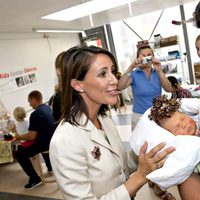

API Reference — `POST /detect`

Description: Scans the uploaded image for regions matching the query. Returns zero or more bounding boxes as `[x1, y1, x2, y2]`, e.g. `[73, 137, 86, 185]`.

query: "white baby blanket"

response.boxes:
[130, 98, 200, 190]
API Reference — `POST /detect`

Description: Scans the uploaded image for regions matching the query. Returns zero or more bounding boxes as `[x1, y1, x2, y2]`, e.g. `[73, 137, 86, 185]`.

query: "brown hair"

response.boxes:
[194, 1, 200, 28]
[28, 90, 43, 101]
[13, 107, 26, 122]
[55, 51, 65, 70]
[148, 95, 180, 125]
[136, 45, 154, 58]
[167, 76, 178, 89]
[55, 51, 66, 91]
[61, 45, 118, 126]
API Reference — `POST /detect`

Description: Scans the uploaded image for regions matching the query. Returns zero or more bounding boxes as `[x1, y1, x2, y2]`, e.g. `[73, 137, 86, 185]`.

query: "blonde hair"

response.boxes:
[13, 107, 26, 122]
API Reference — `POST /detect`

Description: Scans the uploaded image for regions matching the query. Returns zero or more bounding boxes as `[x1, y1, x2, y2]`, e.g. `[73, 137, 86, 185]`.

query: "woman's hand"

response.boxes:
[136, 141, 175, 181]
[127, 58, 142, 72]
[152, 58, 162, 72]
[124, 141, 175, 198]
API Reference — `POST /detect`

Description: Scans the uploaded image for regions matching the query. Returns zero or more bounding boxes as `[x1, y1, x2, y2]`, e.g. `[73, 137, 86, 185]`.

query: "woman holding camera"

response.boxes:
[118, 45, 173, 130]
[118, 45, 174, 200]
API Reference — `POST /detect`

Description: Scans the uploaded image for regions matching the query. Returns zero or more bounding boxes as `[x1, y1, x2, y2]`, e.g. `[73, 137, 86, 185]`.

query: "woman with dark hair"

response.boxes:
[49, 45, 175, 200]
[167, 76, 192, 99]
[49, 51, 65, 126]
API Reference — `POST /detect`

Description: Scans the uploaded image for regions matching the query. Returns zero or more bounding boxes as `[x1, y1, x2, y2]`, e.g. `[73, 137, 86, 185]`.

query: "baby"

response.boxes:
[149, 95, 200, 180]
[130, 96, 200, 190]
[148, 95, 197, 136]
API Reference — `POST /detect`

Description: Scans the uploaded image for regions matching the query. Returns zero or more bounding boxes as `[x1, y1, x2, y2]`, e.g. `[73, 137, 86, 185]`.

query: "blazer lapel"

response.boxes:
[98, 116, 121, 156]
[90, 128, 115, 152]
[78, 114, 119, 154]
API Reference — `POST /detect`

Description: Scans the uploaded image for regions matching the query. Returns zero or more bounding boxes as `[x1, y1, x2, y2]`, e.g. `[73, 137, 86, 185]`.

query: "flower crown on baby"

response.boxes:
[148, 95, 181, 125]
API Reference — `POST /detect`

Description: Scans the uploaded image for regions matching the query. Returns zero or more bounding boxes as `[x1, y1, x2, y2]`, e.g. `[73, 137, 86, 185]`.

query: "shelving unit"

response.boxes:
[152, 35, 188, 84]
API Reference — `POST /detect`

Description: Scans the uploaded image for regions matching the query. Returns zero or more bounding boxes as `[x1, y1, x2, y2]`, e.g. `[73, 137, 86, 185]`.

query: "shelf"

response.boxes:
[158, 56, 180, 62]
[154, 43, 178, 49]
[154, 35, 178, 48]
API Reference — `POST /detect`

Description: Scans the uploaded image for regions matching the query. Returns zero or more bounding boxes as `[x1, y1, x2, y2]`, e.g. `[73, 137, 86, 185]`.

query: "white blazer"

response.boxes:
[50, 114, 134, 200]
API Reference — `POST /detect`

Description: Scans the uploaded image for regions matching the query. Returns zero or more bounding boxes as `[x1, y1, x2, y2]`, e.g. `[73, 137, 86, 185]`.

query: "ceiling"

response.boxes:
[0, 0, 196, 33]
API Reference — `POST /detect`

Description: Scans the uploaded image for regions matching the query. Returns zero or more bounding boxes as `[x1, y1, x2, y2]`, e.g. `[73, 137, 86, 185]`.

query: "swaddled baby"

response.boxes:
[149, 95, 198, 136]
[130, 95, 200, 190]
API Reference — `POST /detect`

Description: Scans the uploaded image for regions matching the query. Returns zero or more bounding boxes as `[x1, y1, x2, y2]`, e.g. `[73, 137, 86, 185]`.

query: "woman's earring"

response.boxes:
[79, 89, 84, 93]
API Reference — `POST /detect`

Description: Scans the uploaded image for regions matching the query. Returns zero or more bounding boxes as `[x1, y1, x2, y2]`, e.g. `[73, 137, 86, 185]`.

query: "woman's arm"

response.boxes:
[118, 58, 141, 91]
[117, 72, 132, 91]
[178, 172, 200, 200]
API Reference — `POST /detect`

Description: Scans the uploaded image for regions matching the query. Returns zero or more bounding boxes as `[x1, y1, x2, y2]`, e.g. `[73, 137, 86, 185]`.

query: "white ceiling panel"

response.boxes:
[0, 0, 196, 33]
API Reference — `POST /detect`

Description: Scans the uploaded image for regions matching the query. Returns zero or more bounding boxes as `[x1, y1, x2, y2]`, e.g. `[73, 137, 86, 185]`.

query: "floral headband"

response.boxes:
[148, 95, 180, 125]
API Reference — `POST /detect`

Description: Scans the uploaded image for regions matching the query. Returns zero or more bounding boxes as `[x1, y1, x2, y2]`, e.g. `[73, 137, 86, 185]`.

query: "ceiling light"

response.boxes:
[33, 29, 84, 33]
[42, 0, 138, 21]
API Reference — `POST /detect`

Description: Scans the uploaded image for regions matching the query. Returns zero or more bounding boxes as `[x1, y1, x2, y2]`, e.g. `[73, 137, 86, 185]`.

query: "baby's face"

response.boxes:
[160, 111, 196, 136]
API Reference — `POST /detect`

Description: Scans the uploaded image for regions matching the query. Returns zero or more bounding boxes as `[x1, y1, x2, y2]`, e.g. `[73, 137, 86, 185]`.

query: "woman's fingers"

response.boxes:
[139, 141, 148, 156]
[154, 146, 175, 163]
[146, 142, 166, 158]
[139, 141, 175, 160]
[137, 141, 175, 177]
[155, 158, 166, 170]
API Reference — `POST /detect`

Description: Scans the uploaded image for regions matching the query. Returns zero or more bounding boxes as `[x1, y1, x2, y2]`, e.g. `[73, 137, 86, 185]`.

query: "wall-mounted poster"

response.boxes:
[0, 67, 37, 95]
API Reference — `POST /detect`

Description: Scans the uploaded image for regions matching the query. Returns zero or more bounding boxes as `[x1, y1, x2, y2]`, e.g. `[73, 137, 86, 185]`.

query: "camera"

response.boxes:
[142, 56, 152, 65]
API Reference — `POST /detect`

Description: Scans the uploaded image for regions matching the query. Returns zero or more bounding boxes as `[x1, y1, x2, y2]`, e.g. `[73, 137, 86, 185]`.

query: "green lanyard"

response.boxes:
[99, 129, 110, 144]
[104, 133, 110, 144]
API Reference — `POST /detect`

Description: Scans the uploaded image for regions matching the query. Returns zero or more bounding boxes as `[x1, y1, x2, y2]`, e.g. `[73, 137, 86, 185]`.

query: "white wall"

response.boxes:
[0, 33, 80, 116]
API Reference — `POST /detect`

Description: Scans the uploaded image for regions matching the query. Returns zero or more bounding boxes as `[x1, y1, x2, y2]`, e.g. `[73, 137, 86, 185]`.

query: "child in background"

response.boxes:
[13, 107, 29, 135]
[13, 107, 34, 147]
[167, 76, 192, 99]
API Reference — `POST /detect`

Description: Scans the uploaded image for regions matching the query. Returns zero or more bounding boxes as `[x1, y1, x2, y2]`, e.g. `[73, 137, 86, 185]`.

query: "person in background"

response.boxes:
[50, 51, 65, 127]
[48, 83, 61, 119]
[167, 76, 192, 99]
[194, 1, 200, 28]
[118, 44, 173, 130]
[14, 90, 55, 189]
[49, 45, 175, 200]
[13, 106, 29, 135]
[13, 106, 35, 148]
[195, 34, 200, 57]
